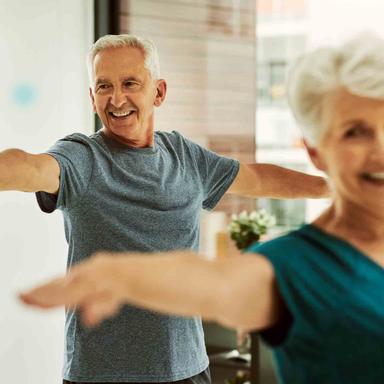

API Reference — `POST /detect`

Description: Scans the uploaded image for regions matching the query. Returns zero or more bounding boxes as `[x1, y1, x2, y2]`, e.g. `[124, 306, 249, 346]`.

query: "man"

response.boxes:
[2, 34, 327, 383]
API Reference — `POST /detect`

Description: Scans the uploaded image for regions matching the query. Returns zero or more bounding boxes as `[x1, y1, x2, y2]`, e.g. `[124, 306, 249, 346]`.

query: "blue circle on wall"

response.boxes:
[11, 84, 38, 107]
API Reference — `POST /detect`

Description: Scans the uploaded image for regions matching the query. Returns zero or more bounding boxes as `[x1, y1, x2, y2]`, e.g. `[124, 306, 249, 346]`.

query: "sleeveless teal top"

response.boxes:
[249, 224, 384, 384]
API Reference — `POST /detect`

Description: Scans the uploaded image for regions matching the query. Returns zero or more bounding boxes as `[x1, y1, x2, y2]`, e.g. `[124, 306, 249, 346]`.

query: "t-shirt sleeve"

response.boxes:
[36, 134, 94, 213]
[179, 133, 240, 210]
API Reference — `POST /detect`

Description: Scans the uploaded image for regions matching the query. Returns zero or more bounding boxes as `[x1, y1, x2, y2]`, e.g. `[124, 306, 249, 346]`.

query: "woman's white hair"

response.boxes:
[87, 34, 160, 83]
[287, 32, 384, 145]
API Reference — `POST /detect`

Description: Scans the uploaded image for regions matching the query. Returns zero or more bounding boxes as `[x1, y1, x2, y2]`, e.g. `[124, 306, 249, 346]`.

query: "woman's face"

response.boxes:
[310, 88, 384, 213]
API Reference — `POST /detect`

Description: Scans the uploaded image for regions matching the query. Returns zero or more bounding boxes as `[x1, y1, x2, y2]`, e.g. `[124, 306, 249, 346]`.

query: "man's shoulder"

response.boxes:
[48, 132, 92, 148]
[155, 130, 193, 150]
[57, 132, 98, 144]
[46, 132, 104, 163]
[51, 132, 104, 151]
[155, 130, 184, 142]
[155, 130, 207, 153]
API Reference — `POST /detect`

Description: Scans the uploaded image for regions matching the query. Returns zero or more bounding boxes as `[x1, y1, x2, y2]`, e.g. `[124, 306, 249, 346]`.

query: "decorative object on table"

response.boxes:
[229, 209, 276, 250]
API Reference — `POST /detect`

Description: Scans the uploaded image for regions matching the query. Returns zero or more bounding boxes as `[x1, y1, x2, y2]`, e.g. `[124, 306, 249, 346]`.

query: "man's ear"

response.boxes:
[304, 139, 327, 172]
[154, 79, 167, 107]
[89, 87, 97, 113]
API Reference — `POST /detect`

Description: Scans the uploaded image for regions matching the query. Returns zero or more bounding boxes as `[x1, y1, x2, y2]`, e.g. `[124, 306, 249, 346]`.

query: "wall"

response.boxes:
[308, 0, 384, 47]
[0, 1, 93, 382]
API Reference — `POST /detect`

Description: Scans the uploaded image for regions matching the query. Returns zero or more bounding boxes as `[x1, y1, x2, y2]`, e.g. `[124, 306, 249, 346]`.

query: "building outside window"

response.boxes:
[256, 0, 384, 232]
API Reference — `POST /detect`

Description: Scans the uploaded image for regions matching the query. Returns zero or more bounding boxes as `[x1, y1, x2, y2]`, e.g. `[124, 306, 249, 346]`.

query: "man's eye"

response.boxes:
[124, 81, 139, 88]
[97, 84, 110, 91]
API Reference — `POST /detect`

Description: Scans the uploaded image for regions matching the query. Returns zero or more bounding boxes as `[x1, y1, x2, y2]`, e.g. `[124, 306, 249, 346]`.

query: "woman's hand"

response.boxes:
[20, 253, 126, 327]
[20, 250, 280, 331]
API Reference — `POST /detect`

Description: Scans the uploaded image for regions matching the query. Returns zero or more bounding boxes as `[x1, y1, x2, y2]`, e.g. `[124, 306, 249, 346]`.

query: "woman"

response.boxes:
[21, 33, 384, 383]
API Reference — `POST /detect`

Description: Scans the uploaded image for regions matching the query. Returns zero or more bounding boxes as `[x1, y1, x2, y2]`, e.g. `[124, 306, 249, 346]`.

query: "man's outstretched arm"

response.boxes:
[0, 149, 59, 193]
[227, 163, 329, 199]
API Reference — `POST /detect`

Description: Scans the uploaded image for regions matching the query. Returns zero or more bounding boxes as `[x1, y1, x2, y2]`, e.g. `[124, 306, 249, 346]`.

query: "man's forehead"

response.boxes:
[93, 47, 148, 79]
[94, 46, 144, 66]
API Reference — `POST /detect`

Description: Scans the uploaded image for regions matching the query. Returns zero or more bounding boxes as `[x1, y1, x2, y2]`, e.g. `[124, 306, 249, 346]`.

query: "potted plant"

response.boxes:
[229, 209, 276, 251]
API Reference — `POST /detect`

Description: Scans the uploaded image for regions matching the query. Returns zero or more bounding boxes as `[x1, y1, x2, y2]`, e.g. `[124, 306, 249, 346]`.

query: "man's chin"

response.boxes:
[106, 124, 138, 137]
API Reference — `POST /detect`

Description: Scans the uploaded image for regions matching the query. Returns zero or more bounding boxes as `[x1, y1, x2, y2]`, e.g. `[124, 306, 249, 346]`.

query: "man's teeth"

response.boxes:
[363, 172, 384, 180]
[111, 110, 134, 117]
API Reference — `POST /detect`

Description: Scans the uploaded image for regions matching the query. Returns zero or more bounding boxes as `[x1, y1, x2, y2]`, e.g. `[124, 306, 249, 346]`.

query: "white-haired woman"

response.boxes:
[22, 33, 384, 383]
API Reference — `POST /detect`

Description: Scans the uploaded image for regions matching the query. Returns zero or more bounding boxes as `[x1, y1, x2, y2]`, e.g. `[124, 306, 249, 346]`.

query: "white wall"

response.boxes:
[307, 0, 384, 47]
[0, 1, 93, 382]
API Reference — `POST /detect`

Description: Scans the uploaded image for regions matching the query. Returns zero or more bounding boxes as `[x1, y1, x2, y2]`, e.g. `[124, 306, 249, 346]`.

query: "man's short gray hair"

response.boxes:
[87, 34, 160, 83]
[287, 32, 384, 145]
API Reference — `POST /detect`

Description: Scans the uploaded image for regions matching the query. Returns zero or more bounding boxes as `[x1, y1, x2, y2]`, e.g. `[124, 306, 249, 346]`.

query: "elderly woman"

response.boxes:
[22, 33, 384, 383]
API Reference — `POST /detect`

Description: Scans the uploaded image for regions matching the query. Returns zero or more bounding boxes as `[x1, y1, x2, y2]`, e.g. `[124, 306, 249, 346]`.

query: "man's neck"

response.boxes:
[101, 128, 154, 148]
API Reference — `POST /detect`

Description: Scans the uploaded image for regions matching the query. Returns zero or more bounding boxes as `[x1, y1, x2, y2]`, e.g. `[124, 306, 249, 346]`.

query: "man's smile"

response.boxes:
[108, 109, 136, 120]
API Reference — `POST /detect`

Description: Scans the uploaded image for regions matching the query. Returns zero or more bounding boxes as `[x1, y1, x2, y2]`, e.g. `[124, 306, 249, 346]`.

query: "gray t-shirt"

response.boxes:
[36, 130, 239, 382]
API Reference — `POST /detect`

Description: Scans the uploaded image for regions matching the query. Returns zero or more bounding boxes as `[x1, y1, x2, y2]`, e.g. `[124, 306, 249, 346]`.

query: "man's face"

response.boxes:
[89, 46, 166, 146]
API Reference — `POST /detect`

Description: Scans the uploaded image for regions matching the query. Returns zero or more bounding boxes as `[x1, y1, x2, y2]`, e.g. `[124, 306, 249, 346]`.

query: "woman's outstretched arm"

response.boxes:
[20, 251, 281, 330]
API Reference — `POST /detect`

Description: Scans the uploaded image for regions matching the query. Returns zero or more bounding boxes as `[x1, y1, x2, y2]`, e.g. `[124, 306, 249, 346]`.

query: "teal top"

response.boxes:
[249, 224, 384, 384]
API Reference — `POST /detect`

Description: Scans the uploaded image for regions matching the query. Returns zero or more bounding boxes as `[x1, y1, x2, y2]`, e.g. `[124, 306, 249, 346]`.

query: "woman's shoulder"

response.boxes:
[246, 224, 340, 271]
[248, 224, 314, 253]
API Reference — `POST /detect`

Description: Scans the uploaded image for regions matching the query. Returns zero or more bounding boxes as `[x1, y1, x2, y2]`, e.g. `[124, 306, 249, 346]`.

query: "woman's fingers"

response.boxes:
[19, 262, 124, 327]
[81, 294, 122, 327]
[19, 271, 92, 308]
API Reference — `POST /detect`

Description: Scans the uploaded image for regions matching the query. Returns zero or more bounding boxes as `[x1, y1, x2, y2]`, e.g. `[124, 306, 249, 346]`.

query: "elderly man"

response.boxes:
[22, 32, 384, 384]
[2, 35, 326, 383]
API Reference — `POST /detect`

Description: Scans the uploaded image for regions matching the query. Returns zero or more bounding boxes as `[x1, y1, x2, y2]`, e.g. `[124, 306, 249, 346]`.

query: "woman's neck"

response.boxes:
[314, 198, 384, 258]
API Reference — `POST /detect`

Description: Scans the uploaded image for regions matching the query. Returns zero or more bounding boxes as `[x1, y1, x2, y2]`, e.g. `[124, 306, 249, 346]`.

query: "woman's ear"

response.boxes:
[303, 139, 328, 172]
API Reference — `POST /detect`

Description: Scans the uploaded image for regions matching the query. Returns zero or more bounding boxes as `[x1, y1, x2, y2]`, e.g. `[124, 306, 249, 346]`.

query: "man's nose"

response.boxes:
[110, 89, 126, 108]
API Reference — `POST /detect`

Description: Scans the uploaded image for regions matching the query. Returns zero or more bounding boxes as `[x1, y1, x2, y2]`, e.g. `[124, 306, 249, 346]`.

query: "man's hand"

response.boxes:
[228, 163, 329, 199]
[20, 253, 125, 327]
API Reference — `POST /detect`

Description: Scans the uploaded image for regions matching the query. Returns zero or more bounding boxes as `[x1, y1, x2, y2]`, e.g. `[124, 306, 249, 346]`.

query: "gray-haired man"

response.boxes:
[1, 35, 327, 383]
